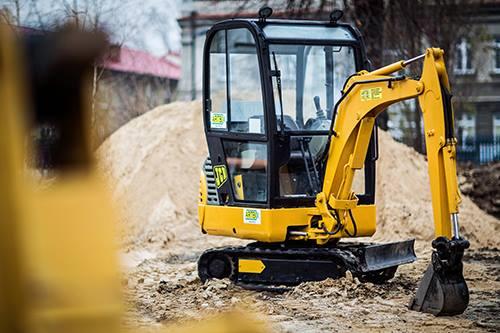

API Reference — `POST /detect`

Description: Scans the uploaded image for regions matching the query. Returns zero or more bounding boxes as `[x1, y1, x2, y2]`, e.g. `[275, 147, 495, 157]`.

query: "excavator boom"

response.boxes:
[316, 48, 469, 315]
[319, 49, 460, 239]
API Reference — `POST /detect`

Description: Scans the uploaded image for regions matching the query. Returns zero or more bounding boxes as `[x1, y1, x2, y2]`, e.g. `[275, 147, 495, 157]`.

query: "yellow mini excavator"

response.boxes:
[197, 8, 470, 316]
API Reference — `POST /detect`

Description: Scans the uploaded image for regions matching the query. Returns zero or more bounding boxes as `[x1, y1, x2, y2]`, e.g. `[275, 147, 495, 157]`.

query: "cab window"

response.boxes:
[270, 44, 357, 197]
[224, 141, 267, 202]
[208, 28, 265, 134]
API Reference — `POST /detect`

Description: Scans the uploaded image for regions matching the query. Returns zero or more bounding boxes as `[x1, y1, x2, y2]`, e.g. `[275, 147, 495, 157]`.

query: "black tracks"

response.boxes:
[198, 240, 416, 291]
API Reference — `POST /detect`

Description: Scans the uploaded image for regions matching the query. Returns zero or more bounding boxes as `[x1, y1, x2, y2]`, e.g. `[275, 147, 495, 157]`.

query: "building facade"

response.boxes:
[453, 3, 500, 163]
[95, 46, 180, 143]
[19, 26, 181, 145]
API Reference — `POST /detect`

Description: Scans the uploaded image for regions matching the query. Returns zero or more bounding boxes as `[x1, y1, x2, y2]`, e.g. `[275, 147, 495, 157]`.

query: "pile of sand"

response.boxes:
[460, 162, 500, 218]
[97, 101, 499, 250]
[97, 101, 207, 249]
[374, 130, 499, 248]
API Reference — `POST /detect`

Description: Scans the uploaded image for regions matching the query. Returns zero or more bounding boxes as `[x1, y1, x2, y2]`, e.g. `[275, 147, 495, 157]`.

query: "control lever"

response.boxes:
[313, 96, 326, 120]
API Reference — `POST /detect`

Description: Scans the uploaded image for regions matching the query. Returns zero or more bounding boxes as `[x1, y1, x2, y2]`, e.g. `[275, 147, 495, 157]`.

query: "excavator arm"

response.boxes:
[316, 48, 469, 315]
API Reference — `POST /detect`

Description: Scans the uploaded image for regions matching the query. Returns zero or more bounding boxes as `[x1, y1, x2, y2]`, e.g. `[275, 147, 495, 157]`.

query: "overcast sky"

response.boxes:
[1, 0, 182, 55]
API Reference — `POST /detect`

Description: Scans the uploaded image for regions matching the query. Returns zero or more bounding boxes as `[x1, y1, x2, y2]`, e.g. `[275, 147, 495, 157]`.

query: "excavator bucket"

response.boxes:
[409, 237, 470, 316]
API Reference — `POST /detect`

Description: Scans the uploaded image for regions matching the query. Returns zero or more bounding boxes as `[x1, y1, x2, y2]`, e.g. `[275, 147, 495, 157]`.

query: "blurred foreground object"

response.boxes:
[164, 311, 269, 333]
[0, 21, 123, 333]
[0, 21, 269, 333]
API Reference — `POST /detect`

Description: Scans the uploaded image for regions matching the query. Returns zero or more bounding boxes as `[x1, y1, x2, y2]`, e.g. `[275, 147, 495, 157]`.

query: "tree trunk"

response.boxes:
[351, 0, 389, 130]
[352, 0, 385, 68]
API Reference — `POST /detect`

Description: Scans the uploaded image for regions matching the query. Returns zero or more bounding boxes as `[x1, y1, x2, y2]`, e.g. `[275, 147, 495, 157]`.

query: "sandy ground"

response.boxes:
[97, 101, 500, 332]
[121, 242, 499, 332]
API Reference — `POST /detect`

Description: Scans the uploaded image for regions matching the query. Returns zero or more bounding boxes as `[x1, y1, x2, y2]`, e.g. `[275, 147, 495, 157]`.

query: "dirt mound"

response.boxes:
[375, 130, 499, 248]
[97, 101, 207, 250]
[97, 101, 499, 251]
[459, 162, 500, 219]
[288, 271, 411, 300]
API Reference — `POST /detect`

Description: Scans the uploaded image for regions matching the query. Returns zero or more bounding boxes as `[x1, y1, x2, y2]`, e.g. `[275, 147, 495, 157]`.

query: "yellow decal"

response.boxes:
[239, 259, 266, 274]
[210, 112, 226, 129]
[246, 210, 257, 220]
[360, 87, 383, 101]
[213, 165, 228, 188]
[233, 174, 244, 200]
[243, 208, 261, 224]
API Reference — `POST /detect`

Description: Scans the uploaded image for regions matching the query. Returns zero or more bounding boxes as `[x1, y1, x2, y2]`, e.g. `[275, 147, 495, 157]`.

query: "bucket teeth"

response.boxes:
[409, 237, 470, 316]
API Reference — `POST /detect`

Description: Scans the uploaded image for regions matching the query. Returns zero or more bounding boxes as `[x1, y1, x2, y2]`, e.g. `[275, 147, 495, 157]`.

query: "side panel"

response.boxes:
[200, 204, 376, 242]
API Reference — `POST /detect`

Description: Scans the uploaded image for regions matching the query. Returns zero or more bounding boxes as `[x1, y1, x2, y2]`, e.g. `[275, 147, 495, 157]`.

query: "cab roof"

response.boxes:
[209, 18, 359, 43]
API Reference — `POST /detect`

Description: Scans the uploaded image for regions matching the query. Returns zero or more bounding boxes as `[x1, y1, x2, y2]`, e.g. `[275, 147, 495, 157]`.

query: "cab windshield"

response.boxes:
[269, 44, 357, 198]
[270, 44, 356, 132]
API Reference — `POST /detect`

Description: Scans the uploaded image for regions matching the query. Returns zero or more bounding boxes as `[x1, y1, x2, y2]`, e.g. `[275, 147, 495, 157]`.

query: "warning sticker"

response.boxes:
[360, 87, 383, 101]
[210, 112, 227, 129]
[213, 165, 228, 188]
[243, 208, 261, 225]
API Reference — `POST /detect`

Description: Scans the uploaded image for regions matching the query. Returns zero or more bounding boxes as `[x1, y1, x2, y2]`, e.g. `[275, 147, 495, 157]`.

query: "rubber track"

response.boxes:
[198, 242, 376, 291]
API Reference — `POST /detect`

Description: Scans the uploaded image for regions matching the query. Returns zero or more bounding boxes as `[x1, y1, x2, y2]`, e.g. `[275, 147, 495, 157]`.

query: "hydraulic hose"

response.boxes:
[344, 209, 358, 237]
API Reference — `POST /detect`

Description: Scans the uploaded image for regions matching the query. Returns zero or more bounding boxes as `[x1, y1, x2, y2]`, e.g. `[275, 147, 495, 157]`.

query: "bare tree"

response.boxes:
[383, 0, 481, 151]
[1, 0, 22, 25]
[252, 0, 482, 151]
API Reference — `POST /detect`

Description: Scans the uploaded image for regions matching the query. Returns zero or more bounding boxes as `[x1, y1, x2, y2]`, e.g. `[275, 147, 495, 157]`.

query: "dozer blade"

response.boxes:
[361, 239, 417, 272]
[409, 237, 470, 316]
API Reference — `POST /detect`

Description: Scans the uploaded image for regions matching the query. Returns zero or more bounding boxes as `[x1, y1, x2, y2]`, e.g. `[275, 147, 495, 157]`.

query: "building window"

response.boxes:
[454, 38, 474, 75]
[494, 113, 500, 142]
[457, 112, 476, 147]
[494, 38, 500, 73]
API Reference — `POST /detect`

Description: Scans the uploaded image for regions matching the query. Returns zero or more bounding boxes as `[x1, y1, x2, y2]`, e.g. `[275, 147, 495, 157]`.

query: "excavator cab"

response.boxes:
[202, 14, 376, 210]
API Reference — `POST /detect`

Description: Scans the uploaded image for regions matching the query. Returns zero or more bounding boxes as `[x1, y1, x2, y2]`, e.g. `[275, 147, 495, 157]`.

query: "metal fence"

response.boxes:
[457, 137, 500, 164]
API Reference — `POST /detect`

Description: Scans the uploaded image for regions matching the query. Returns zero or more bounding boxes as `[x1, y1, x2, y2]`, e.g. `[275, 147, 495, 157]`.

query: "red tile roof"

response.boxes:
[17, 26, 180, 80]
[103, 46, 180, 80]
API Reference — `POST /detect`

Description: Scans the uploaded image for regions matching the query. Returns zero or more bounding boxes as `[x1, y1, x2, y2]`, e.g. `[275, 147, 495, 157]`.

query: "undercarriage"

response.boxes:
[198, 240, 417, 290]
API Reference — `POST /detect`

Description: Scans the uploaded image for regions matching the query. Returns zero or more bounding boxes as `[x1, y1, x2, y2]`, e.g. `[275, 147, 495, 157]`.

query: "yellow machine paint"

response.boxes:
[0, 22, 122, 333]
[239, 259, 266, 274]
[199, 48, 459, 245]
[200, 204, 376, 242]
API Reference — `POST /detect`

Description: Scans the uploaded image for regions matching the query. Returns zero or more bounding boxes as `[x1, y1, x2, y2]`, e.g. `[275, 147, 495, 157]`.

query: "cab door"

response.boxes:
[203, 25, 270, 207]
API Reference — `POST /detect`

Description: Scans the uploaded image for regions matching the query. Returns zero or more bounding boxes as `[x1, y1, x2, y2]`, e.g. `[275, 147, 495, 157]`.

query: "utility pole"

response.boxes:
[190, 11, 197, 100]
